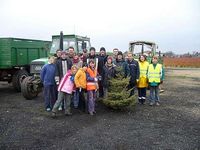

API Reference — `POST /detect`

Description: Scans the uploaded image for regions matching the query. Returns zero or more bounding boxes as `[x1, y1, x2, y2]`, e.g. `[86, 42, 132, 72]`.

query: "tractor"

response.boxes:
[21, 32, 91, 100]
[129, 41, 163, 64]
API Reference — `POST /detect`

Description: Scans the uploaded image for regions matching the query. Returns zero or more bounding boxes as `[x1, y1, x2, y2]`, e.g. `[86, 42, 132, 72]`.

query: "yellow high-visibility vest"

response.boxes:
[148, 64, 162, 83]
[139, 61, 149, 78]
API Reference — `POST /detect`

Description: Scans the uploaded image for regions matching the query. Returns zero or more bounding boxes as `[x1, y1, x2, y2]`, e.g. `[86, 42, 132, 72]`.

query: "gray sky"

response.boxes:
[0, 0, 200, 54]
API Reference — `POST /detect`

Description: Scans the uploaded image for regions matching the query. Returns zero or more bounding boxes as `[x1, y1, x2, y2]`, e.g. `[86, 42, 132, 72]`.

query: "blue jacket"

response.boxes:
[125, 59, 140, 84]
[40, 64, 56, 86]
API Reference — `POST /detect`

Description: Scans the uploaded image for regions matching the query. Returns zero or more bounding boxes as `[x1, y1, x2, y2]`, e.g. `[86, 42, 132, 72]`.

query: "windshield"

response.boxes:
[131, 44, 153, 56]
[50, 38, 75, 54]
[77, 40, 90, 53]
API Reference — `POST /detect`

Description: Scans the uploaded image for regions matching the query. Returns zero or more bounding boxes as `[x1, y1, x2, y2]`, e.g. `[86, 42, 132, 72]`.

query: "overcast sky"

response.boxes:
[0, 0, 200, 54]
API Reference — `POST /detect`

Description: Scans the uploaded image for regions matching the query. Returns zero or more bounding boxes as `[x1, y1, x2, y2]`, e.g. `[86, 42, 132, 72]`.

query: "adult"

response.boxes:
[97, 47, 108, 98]
[112, 48, 119, 60]
[126, 52, 140, 97]
[54, 49, 62, 60]
[82, 48, 88, 63]
[55, 51, 72, 84]
[113, 51, 127, 77]
[137, 55, 149, 104]
[67, 47, 75, 62]
[87, 47, 98, 64]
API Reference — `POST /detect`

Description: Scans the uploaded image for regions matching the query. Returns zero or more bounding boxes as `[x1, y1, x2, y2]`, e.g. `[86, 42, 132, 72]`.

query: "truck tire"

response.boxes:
[21, 76, 38, 100]
[12, 70, 29, 92]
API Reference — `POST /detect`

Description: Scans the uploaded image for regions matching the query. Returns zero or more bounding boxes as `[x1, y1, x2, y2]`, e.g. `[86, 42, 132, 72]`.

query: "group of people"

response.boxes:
[40, 46, 164, 117]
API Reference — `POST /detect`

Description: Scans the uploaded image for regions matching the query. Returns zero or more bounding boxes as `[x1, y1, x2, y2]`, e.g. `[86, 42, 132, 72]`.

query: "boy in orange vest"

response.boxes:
[86, 59, 98, 115]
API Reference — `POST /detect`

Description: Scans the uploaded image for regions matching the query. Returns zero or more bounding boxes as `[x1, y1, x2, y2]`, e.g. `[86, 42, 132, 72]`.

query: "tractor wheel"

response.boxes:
[21, 76, 38, 100]
[12, 70, 29, 92]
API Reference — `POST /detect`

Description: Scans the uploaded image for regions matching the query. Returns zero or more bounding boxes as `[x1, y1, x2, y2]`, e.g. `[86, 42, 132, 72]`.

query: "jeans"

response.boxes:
[52, 91, 71, 114]
[87, 90, 96, 113]
[149, 86, 160, 103]
[43, 85, 56, 109]
[73, 89, 79, 108]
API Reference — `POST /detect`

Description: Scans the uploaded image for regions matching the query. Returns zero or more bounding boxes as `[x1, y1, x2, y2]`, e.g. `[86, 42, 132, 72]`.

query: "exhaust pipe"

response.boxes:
[59, 31, 63, 50]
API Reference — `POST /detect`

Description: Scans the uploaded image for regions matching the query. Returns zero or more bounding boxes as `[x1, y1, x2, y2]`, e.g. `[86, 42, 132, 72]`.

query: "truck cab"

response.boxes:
[22, 34, 91, 100]
[129, 41, 162, 64]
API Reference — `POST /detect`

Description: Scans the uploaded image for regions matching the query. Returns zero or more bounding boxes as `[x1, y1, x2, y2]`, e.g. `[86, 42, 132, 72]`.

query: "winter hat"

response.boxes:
[100, 47, 106, 51]
[90, 47, 96, 51]
[107, 56, 113, 62]
[117, 51, 123, 56]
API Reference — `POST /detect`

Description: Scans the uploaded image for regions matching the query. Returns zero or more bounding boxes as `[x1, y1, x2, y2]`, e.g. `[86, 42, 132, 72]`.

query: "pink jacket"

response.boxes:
[58, 71, 74, 94]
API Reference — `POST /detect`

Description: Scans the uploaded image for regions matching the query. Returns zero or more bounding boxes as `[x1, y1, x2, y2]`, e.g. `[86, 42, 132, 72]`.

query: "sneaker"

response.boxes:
[160, 89, 164, 93]
[65, 112, 72, 116]
[58, 106, 62, 111]
[156, 102, 160, 106]
[46, 108, 51, 112]
[89, 112, 94, 116]
[149, 102, 154, 106]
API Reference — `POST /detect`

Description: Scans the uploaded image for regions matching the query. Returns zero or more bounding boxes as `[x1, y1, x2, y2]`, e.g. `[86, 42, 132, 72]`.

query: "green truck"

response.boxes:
[0, 38, 51, 91]
[22, 32, 91, 100]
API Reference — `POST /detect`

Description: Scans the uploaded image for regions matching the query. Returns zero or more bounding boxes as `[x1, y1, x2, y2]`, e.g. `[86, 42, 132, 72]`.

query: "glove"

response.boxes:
[79, 88, 82, 92]
[56, 81, 59, 85]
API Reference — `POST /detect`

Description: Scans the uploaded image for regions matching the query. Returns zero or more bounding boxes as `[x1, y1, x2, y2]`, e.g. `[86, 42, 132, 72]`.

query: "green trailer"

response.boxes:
[0, 38, 51, 91]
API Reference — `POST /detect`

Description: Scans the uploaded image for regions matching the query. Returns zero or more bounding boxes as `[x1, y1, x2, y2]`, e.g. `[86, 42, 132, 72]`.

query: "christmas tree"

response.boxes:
[103, 68, 136, 110]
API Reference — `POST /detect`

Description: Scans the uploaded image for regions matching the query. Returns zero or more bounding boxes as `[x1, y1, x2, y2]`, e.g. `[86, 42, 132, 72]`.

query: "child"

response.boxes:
[72, 53, 83, 109]
[137, 55, 149, 104]
[102, 56, 116, 98]
[147, 55, 164, 106]
[40, 56, 57, 111]
[86, 59, 98, 115]
[74, 63, 88, 111]
[52, 65, 78, 117]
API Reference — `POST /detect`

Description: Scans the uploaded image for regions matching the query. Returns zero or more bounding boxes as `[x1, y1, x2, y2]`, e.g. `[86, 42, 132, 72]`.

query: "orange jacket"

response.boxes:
[86, 67, 98, 91]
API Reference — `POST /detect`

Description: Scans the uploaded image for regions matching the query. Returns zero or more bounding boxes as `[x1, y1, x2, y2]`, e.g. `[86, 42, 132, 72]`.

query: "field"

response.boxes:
[0, 68, 200, 149]
[163, 57, 200, 68]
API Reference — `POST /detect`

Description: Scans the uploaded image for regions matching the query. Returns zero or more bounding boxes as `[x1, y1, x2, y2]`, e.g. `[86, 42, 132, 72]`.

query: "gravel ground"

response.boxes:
[0, 68, 200, 150]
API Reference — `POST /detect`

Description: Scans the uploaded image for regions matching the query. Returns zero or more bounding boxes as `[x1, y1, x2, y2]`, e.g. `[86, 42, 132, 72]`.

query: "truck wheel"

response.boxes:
[12, 70, 29, 92]
[21, 76, 38, 100]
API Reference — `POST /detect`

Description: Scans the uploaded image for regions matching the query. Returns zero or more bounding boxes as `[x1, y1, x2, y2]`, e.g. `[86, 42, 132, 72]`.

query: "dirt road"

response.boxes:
[0, 68, 199, 150]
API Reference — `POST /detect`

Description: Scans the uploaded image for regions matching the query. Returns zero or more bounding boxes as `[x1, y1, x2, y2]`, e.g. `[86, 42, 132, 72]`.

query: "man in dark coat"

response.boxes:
[55, 51, 72, 84]
[125, 52, 140, 97]
[97, 47, 108, 98]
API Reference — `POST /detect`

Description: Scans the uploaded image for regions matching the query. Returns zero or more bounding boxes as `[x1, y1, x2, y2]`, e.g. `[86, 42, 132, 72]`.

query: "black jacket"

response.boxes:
[97, 55, 108, 75]
[55, 58, 72, 80]
[102, 63, 116, 87]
